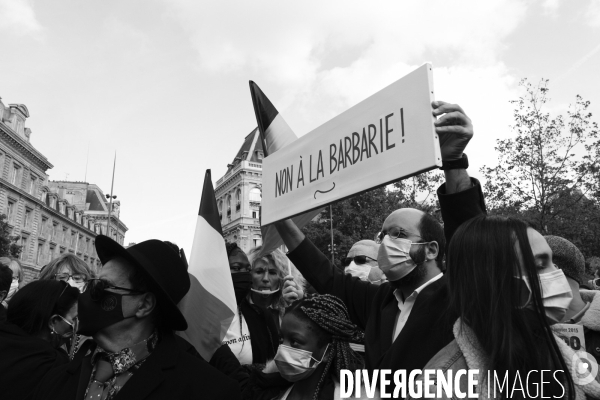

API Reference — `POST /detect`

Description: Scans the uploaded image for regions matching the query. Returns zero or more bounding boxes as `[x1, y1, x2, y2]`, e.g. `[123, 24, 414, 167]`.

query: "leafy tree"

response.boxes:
[482, 79, 600, 257]
[0, 214, 22, 259]
[301, 171, 443, 265]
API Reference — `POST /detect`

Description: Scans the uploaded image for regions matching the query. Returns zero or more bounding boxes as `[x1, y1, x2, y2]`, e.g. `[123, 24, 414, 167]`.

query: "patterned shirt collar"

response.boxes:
[91, 331, 159, 375]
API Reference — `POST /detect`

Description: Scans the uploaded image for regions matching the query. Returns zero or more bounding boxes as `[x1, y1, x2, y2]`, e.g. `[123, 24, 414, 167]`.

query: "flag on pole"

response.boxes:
[249, 81, 323, 257]
[176, 170, 236, 361]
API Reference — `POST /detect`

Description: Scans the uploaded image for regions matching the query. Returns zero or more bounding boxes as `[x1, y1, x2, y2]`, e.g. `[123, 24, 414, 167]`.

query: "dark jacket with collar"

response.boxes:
[0, 322, 70, 400]
[286, 180, 486, 373]
[33, 332, 241, 400]
[239, 297, 280, 365]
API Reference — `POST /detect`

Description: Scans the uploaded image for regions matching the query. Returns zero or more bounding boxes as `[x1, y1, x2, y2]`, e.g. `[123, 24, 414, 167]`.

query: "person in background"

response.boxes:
[38, 253, 95, 360]
[342, 240, 385, 284]
[0, 280, 78, 400]
[413, 217, 600, 399]
[0, 257, 23, 307]
[546, 235, 600, 366]
[224, 242, 304, 368]
[34, 235, 240, 400]
[0, 262, 13, 323]
[245, 294, 366, 400]
[38, 253, 94, 292]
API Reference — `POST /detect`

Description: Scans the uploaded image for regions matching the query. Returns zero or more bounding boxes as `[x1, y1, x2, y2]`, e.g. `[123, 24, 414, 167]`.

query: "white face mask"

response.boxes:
[274, 344, 329, 382]
[345, 261, 371, 281]
[250, 287, 280, 295]
[519, 269, 573, 324]
[67, 278, 86, 293]
[377, 236, 428, 281]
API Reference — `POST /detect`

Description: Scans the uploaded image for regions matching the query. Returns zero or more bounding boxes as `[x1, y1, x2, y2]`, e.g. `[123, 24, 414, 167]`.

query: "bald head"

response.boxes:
[381, 208, 426, 243]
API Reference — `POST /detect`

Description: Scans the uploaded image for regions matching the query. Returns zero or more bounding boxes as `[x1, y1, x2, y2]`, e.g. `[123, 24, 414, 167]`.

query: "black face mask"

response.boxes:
[232, 272, 252, 305]
[77, 288, 132, 336]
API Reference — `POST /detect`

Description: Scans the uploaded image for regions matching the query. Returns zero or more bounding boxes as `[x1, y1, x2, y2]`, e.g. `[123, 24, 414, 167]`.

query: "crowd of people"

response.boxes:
[1, 100, 600, 399]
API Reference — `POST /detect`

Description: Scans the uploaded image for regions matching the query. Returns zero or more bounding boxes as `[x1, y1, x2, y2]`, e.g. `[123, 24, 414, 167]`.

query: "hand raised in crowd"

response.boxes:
[282, 275, 303, 303]
[432, 101, 473, 162]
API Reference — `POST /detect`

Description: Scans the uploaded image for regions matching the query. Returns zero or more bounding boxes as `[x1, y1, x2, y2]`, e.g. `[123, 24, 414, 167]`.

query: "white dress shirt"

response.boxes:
[392, 273, 444, 341]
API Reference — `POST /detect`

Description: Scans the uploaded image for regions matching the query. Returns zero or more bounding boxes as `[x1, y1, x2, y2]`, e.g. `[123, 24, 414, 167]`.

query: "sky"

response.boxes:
[0, 0, 599, 255]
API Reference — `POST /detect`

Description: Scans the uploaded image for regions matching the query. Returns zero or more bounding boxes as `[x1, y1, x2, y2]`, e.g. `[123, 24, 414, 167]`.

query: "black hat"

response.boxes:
[95, 235, 190, 331]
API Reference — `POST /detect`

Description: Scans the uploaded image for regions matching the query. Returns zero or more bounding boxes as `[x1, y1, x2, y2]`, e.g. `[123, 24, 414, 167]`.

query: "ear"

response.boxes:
[0, 290, 6, 303]
[134, 292, 157, 318]
[47, 315, 60, 333]
[425, 241, 439, 261]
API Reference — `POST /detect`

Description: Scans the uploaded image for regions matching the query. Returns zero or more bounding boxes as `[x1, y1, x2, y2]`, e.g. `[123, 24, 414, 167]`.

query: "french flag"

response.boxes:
[177, 170, 236, 361]
[249, 81, 323, 256]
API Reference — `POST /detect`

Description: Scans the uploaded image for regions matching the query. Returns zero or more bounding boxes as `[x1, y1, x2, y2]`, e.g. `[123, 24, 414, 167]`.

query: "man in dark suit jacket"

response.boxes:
[35, 237, 240, 400]
[274, 101, 486, 374]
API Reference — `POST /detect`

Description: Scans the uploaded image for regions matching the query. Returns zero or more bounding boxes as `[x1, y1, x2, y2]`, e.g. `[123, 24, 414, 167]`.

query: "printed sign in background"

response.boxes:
[553, 323, 586, 352]
[261, 63, 442, 225]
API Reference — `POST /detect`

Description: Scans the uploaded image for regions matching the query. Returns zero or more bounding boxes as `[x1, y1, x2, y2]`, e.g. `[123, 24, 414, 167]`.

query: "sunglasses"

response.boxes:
[84, 279, 145, 302]
[342, 255, 377, 267]
[55, 273, 87, 283]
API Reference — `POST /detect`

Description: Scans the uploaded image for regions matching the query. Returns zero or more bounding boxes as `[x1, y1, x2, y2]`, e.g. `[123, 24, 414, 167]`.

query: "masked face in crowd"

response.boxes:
[515, 228, 573, 325]
[77, 257, 148, 337]
[276, 312, 330, 382]
[376, 209, 434, 285]
[55, 265, 88, 293]
[251, 259, 281, 296]
[6, 276, 19, 303]
[229, 250, 252, 304]
[49, 302, 78, 348]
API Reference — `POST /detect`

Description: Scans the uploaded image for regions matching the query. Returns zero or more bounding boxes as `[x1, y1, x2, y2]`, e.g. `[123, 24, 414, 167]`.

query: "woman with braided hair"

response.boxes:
[265, 293, 369, 400]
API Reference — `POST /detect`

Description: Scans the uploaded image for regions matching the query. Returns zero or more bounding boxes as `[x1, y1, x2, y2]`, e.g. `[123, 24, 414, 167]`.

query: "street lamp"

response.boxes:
[106, 194, 117, 239]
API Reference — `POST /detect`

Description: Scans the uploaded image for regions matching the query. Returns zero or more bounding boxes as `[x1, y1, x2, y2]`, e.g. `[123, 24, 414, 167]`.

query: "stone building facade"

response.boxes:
[0, 97, 128, 282]
[215, 128, 264, 253]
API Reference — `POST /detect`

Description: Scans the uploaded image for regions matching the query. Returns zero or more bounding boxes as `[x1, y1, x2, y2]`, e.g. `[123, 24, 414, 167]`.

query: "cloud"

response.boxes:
[588, 0, 600, 27]
[541, 0, 562, 15]
[0, 0, 42, 36]
[162, 0, 528, 180]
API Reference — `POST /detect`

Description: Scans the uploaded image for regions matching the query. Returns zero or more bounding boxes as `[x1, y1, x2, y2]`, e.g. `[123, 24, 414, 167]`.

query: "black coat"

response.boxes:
[33, 332, 241, 400]
[0, 304, 6, 324]
[0, 322, 70, 400]
[240, 298, 280, 364]
[287, 180, 486, 373]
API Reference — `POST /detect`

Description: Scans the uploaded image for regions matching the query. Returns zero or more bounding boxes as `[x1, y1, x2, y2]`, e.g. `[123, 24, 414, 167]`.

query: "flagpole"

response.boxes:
[107, 152, 116, 239]
[330, 204, 334, 263]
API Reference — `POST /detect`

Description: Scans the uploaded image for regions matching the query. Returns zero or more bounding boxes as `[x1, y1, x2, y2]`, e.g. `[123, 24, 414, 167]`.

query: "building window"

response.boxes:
[50, 244, 56, 259]
[41, 191, 47, 203]
[249, 187, 261, 202]
[6, 201, 15, 222]
[20, 236, 29, 261]
[59, 203, 65, 214]
[252, 211, 257, 219]
[52, 222, 58, 240]
[36, 242, 44, 265]
[23, 208, 32, 228]
[50, 197, 56, 209]
[29, 175, 36, 195]
[41, 216, 48, 236]
[10, 164, 21, 186]
[71, 231, 77, 247]
[62, 227, 68, 244]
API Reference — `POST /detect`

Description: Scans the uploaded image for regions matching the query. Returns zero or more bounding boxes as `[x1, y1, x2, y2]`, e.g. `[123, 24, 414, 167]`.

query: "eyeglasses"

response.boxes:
[55, 273, 88, 283]
[374, 227, 422, 244]
[84, 279, 145, 302]
[342, 255, 377, 267]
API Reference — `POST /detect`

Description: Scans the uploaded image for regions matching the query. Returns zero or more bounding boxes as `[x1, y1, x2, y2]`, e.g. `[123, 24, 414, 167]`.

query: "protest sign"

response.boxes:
[553, 323, 586, 352]
[261, 63, 441, 225]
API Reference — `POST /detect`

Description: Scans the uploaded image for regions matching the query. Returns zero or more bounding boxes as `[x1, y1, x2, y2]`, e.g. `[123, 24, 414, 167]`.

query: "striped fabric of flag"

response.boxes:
[176, 170, 236, 361]
[249, 81, 322, 256]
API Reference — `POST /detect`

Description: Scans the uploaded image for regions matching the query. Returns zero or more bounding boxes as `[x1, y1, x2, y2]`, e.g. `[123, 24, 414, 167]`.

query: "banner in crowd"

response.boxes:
[177, 170, 237, 361]
[261, 63, 441, 225]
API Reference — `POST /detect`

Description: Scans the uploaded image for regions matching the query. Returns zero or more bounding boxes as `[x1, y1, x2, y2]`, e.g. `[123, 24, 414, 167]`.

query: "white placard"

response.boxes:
[261, 64, 441, 225]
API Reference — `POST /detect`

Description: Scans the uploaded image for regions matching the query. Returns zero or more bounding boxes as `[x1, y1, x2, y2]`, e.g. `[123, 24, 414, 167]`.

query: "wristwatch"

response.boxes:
[440, 153, 468, 170]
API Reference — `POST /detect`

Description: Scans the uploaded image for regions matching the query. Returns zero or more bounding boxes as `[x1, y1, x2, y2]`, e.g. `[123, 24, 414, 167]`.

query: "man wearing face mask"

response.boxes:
[33, 235, 240, 400]
[274, 101, 487, 374]
[0, 257, 22, 307]
[343, 240, 385, 284]
[0, 262, 13, 323]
